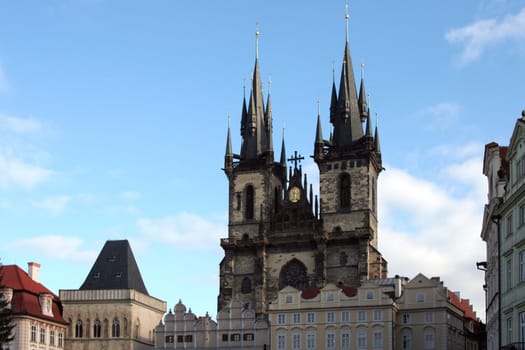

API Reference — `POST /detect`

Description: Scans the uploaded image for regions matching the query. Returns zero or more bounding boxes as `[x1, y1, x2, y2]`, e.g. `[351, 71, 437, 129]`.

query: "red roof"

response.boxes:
[0, 265, 67, 325]
[447, 290, 477, 320]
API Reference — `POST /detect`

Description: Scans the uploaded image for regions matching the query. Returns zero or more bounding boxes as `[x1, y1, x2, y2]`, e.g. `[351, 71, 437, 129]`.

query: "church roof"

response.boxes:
[0, 264, 68, 325]
[79, 239, 149, 295]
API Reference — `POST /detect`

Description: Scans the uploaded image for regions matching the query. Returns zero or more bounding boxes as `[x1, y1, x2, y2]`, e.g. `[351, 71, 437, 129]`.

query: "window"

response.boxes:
[342, 311, 350, 322]
[285, 295, 293, 303]
[241, 277, 252, 293]
[327, 291, 334, 301]
[230, 333, 240, 341]
[516, 156, 525, 181]
[93, 319, 101, 338]
[307, 312, 316, 323]
[326, 311, 335, 323]
[373, 330, 383, 348]
[424, 328, 435, 350]
[306, 332, 316, 349]
[358, 310, 367, 322]
[292, 313, 301, 324]
[245, 185, 254, 219]
[243, 333, 254, 341]
[340, 173, 351, 208]
[75, 320, 83, 338]
[277, 334, 286, 350]
[112, 318, 120, 337]
[403, 313, 411, 324]
[402, 329, 412, 350]
[50, 330, 55, 345]
[185, 334, 193, 342]
[357, 330, 367, 349]
[507, 258, 513, 290]
[373, 310, 383, 321]
[416, 292, 425, 303]
[326, 332, 336, 349]
[292, 333, 301, 350]
[425, 311, 434, 323]
[58, 332, 63, 347]
[222, 334, 228, 342]
[507, 317, 513, 344]
[31, 325, 37, 342]
[518, 312, 525, 344]
[341, 331, 351, 349]
[277, 314, 286, 325]
[177, 335, 183, 343]
[520, 204, 525, 226]
[366, 290, 374, 299]
[40, 327, 46, 344]
[507, 214, 514, 236]
[165, 335, 174, 343]
[519, 250, 525, 282]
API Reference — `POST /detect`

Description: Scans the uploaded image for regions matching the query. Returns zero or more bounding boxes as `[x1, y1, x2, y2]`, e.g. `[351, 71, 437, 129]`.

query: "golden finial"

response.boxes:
[317, 99, 321, 116]
[227, 114, 231, 128]
[345, 4, 350, 42]
[361, 63, 365, 79]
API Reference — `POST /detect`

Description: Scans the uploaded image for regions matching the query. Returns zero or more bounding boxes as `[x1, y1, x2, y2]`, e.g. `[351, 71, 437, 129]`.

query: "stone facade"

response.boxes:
[268, 273, 484, 350]
[495, 111, 525, 349]
[220, 21, 387, 317]
[154, 298, 269, 349]
[481, 142, 506, 350]
[60, 289, 166, 350]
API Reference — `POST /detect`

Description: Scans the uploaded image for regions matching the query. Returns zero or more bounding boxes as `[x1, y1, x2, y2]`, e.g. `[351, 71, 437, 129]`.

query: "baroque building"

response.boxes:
[59, 240, 166, 350]
[219, 17, 387, 316]
[0, 263, 68, 350]
[494, 111, 525, 349]
[481, 141, 506, 350]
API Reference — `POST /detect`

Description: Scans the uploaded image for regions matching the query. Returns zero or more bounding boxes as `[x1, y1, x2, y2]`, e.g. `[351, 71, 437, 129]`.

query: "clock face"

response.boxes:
[289, 186, 301, 203]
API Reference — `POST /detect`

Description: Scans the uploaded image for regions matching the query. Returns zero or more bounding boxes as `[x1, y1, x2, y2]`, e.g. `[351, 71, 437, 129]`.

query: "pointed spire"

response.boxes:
[265, 77, 274, 161]
[314, 100, 324, 161]
[226, 115, 233, 157]
[280, 129, 286, 166]
[374, 112, 381, 153]
[329, 77, 338, 123]
[365, 112, 372, 137]
[358, 63, 368, 123]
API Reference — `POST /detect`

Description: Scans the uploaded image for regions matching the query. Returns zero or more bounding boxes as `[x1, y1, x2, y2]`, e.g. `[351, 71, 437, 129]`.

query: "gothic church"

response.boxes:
[220, 21, 387, 315]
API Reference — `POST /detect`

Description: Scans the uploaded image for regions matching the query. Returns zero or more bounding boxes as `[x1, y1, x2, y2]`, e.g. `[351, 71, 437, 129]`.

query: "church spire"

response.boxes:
[265, 78, 274, 163]
[374, 113, 381, 154]
[239, 28, 272, 163]
[358, 63, 368, 123]
[314, 100, 324, 161]
[331, 6, 363, 148]
[224, 116, 233, 177]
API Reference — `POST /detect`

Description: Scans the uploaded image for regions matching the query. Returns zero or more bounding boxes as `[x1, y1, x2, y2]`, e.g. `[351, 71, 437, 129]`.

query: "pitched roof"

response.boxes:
[79, 239, 148, 294]
[447, 290, 477, 320]
[0, 264, 67, 325]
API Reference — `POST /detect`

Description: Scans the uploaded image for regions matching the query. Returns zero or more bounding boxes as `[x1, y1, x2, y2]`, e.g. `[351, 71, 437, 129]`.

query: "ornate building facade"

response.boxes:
[59, 240, 166, 350]
[219, 18, 387, 316]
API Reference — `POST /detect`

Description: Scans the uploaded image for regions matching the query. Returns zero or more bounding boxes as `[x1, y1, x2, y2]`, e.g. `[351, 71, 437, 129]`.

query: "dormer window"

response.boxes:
[39, 293, 54, 317]
[115, 272, 122, 278]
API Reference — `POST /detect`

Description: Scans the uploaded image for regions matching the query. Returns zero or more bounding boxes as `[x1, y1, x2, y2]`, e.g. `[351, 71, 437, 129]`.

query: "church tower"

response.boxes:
[219, 12, 387, 316]
[313, 10, 386, 286]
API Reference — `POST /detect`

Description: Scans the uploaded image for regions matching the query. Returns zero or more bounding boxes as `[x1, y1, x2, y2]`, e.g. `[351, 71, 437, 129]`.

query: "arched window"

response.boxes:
[245, 185, 254, 219]
[112, 318, 120, 338]
[241, 277, 252, 294]
[279, 259, 309, 291]
[93, 319, 101, 338]
[75, 320, 83, 338]
[401, 329, 412, 350]
[340, 173, 351, 208]
[423, 328, 435, 350]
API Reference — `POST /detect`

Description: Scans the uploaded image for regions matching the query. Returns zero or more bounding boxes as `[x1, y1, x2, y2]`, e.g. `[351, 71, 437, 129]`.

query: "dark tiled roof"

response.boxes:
[79, 240, 148, 295]
[338, 285, 358, 297]
[300, 287, 320, 299]
[0, 265, 68, 325]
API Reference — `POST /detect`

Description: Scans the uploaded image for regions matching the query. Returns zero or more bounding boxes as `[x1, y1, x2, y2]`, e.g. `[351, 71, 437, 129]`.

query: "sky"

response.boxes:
[1, 1, 524, 322]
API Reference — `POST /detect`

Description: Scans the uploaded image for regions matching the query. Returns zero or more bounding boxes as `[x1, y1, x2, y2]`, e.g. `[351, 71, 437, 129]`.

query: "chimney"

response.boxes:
[28, 262, 41, 283]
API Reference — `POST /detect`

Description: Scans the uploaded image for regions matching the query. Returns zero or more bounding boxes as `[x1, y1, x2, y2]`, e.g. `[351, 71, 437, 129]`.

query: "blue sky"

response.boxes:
[1, 1, 524, 320]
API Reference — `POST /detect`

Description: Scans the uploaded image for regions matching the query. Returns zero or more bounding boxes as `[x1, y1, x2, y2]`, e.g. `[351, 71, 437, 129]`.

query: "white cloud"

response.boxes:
[6, 235, 97, 263]
[417, 102, 462, 131]
[0, 151, 53, 190]
[137, 212, 227, 250]
[0, 114, 43, 134]
[446, 7, 525, 64]
[32, 195, 70, 215]
[378, 156, 486, 319]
